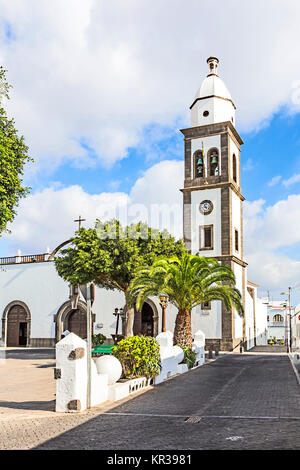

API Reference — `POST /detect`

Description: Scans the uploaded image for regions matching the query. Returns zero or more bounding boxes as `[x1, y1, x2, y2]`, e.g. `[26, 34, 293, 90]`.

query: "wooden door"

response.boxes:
[67, 308, 87, 339]
[141, 303, 154, 337]
[7, 305, 28, 347]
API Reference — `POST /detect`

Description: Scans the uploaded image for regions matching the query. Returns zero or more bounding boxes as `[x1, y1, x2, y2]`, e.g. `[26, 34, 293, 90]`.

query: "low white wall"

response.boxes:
[55, 330, 206, 412]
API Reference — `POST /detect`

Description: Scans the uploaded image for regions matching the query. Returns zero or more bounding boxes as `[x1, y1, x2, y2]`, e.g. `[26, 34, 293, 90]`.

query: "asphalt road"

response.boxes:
[34, 353, 300, 450]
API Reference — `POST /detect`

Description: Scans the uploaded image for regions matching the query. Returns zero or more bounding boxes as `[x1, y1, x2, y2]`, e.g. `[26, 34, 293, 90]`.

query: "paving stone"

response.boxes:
[2, 352, 300, 449]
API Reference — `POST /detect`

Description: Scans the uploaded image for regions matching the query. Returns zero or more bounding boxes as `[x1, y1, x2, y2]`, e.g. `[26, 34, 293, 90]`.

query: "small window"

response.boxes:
[201, 301, 211, 310]
[233, 154, 237, 183]
[203, 110, 209, 117]
[234, 229, 239, 252]
[199, 225, 213, 250]
[273, 314, 284, 323]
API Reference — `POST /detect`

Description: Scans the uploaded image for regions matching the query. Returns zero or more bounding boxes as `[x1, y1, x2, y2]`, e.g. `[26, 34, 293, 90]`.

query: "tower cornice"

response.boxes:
[180, 121, 243, 146]
[180, 181, 245, 201]
[190, 94, 236, 111]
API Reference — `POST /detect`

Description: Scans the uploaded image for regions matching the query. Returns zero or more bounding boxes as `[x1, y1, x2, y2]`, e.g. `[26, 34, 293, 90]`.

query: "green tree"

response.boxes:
[129, 252, 244, 348]
[55, 219, 187, 335]
[0, 66, 33, 234]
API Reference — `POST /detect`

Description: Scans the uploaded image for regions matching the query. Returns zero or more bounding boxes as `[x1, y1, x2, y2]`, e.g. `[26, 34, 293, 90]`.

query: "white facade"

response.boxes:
[0, 257, 213, 347]
[267, 301, 289, 343]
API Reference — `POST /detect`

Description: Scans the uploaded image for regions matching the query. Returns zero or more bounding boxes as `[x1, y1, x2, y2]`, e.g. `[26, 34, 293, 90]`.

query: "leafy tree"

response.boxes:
[55, 219, 187, 335]
[129, 252, 244, 348]
[0, 66, 33, 234]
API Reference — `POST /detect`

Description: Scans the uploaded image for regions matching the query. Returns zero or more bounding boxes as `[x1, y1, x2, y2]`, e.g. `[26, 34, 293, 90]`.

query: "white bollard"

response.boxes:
[193, 329, 206, 366]
[55, 332, 108, 412]
[155, 331, 184, 384]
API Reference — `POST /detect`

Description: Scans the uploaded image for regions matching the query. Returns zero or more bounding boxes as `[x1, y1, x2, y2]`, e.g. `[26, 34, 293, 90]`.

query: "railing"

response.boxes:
[0, 253, 49, 265]
[268, 322, 285, 327]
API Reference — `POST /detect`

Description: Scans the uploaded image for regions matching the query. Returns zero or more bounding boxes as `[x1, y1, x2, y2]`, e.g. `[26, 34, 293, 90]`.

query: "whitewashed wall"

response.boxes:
[191, 97, 235, 128]
[245, 288, 255, 349]
[255, 298, 268, 346]
[191, 301, 222, 339]
[233, 263, 243, 339]
[0, 262, 68, 341]
[191, 188, 222, 256]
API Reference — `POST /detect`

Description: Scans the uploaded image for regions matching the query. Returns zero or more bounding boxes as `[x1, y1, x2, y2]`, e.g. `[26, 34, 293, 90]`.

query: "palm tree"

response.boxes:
[129, 252, 243, 349]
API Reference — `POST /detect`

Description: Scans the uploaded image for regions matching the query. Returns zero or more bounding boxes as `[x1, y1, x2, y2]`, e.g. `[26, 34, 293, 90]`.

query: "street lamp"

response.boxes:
[281, 288, 291, 352]
[113, 307, 124, 336]
[159, 294, 169, 333]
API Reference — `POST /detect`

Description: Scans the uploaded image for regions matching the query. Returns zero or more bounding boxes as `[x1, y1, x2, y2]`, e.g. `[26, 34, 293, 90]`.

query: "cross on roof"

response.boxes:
[74, 215, 86, 230]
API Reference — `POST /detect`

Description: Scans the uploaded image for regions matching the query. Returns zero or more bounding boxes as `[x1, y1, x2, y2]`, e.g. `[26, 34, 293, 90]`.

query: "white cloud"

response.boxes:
[244, 194, 300, 252]
[244, 195, 300, 291]
[283, 173, 300, 187]
[244, 199, 265, 218]
[246, 251, 300, 292]
[268, 175, 282, 187]
[2, 160, 184, 254]
[1, 1, 300, 171]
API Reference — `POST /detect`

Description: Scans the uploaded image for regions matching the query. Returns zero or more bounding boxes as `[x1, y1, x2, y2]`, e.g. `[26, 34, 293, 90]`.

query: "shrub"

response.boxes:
[180, 346, 197, 369]
[92, 333, 107, 347]
[112, 335, 161, 379]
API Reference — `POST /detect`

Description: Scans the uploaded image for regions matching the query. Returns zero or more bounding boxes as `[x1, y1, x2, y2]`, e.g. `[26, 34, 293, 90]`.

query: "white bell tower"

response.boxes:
[181, 57, 247, 351]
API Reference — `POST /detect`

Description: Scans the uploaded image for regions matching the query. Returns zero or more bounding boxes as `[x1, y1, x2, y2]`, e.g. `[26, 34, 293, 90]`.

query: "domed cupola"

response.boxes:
[190, 57, 236, 128]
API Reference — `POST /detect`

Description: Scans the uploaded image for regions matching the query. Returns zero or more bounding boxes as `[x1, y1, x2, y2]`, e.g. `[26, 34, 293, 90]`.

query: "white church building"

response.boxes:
[0, 57, 268, 351]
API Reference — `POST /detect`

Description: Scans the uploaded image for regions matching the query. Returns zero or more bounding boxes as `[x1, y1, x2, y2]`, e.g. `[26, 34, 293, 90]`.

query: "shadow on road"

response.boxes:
[0, 400, 55, 412]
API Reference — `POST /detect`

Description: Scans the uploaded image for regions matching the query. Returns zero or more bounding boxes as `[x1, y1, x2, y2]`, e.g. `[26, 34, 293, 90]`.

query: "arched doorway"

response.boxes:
[55, 300, 95, 342]
[140, 299, 159, 337]
[67, 306, 87, 339]
[2, 301, 31, 347]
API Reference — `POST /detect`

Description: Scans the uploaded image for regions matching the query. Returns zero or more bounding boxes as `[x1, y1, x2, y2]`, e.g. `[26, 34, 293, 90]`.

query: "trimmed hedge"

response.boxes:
[112, 335, 161, 379]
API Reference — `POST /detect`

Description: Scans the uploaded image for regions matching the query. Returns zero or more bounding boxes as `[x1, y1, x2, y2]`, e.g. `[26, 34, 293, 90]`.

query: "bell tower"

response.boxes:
[181, 57, 247, 351]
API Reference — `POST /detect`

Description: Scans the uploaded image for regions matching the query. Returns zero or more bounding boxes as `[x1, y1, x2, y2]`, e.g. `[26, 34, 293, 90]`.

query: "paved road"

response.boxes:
[2, 353, 300, 450]
[0, 348, 56, 419]
[34, 353, 300, 450]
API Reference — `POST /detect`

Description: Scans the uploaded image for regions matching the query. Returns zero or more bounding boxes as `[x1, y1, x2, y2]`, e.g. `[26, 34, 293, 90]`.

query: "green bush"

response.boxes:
[180, 346, 197, 369]
[92, 333, 107, 348]
[112, 335, 161, 379]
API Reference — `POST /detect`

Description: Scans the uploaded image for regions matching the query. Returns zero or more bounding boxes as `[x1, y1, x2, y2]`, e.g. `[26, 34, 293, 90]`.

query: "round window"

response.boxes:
[203, 110, 209, 117]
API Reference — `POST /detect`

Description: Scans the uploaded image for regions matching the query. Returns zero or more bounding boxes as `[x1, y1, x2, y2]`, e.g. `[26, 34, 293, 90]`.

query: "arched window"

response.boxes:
[273, 314, 283, 323]
[208, 148, 219, 176]
[232, 154, 237, 183]
[194, 150, 204, 178]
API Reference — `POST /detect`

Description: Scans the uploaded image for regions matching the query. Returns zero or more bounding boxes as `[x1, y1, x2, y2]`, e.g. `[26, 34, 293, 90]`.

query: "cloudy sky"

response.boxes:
[1, 0, 300, 303]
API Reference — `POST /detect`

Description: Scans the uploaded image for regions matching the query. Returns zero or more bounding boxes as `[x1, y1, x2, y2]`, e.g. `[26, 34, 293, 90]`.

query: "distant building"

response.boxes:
[266, 301, 288, 343]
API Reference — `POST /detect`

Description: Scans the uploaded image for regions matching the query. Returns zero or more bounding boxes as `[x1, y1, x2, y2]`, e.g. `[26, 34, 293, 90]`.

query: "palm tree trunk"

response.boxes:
[173, 309, 193, 349]
[125, 306, 135, 336]
[124, 289, 134, 336]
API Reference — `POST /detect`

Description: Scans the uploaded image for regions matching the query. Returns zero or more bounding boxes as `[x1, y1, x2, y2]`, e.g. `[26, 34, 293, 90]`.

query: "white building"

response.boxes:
[0, 57, 268, 351]
[266, 301, 288, 343]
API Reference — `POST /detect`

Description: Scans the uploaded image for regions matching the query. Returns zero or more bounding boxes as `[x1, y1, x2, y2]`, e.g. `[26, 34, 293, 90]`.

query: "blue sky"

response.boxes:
[1, 0, 300, 305]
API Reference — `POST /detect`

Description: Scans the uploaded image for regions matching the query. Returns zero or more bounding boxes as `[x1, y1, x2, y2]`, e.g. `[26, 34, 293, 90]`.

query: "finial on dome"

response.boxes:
[207, 57, 219, 76]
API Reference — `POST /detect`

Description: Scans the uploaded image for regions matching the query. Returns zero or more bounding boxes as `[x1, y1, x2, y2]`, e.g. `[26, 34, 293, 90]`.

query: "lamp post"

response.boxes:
[113, 307, 124, 336]
[281, 288, 292, 352]
[159, 294, 169, 333]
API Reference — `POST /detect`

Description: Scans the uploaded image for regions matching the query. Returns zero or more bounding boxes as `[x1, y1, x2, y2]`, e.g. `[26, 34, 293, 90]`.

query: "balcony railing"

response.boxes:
[0, 254, 49, 265]
[268, 322, 285, 327]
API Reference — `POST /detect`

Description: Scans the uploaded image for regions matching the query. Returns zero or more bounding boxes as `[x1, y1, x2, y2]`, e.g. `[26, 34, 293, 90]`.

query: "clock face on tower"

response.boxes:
[199, 200, 213, 215]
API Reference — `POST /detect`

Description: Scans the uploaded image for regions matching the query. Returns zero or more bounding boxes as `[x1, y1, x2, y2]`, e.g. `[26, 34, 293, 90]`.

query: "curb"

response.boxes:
[288, 353, 300, 385]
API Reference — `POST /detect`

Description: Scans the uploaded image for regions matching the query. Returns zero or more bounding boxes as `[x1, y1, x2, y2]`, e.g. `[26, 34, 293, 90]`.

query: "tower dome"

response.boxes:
[190, 57, 236, 127]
